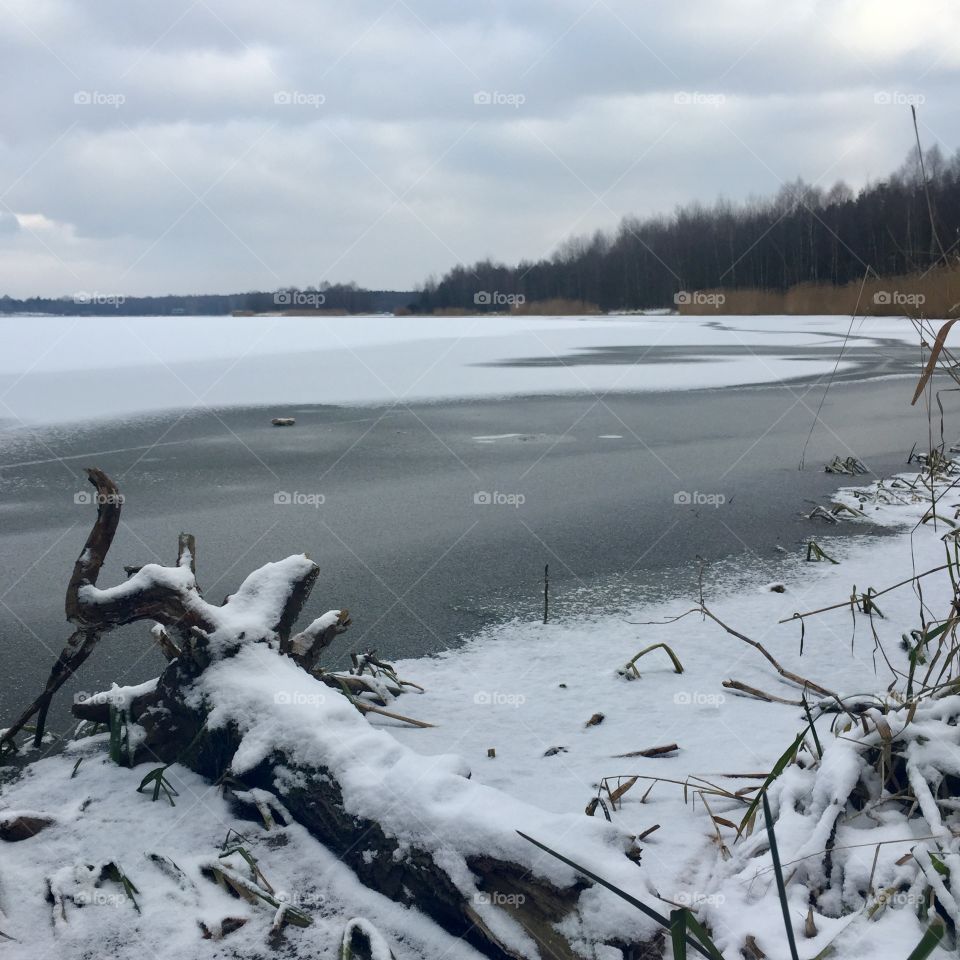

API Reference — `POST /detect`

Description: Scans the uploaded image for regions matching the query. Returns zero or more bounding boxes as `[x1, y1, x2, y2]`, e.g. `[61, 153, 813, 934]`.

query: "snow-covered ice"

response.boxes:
[0, 313, 919, 425]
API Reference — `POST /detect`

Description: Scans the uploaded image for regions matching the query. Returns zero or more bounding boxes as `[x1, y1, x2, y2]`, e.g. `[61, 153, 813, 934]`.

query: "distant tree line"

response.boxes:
[415, 147, 960, 313]
[0, 283, 413, 316]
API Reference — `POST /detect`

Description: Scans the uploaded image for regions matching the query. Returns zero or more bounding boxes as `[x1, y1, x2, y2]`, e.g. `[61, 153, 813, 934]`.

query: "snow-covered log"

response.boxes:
[4, 469, 654, 960]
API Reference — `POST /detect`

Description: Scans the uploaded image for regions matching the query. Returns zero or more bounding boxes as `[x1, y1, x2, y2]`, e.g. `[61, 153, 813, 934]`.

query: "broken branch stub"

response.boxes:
[280, 608, 351, 672]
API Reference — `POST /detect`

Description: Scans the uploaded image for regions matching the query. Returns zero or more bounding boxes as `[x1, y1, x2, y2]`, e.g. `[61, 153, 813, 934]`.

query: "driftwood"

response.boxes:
[2, 469, 122, 749]
[3, 469, 619, 960]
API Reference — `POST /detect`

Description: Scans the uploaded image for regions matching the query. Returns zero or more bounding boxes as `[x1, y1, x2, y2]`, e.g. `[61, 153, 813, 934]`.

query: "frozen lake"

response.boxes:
[0, 313, 918, 424]
[0, 313, 931, 731]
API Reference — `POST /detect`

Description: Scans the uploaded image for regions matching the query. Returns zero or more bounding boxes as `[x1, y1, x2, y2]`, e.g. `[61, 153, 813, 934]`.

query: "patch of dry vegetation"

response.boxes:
[677, 263, 960, 316]
[510, 297, 601, 316]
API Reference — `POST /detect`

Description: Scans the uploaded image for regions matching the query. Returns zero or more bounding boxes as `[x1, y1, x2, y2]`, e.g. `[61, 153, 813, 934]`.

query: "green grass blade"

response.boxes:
[906, 920, 945, 960]
[670, 909, 687, 959]
[763, 793, 799, 960]
[802, 698, 823, 759]
[517, 831, 722, 959]
[737, 727, 807, 837]
[684, 913, 725, 960]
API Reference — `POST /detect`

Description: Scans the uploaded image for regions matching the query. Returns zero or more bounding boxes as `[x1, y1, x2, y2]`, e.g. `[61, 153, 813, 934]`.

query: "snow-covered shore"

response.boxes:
[1, 460, 957, 958]
[391, 470, 955, 957]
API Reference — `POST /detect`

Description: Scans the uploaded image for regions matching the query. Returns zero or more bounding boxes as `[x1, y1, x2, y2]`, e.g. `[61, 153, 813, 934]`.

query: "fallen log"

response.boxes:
[1, 468, 653, 960]
[130, 610, 593, 959]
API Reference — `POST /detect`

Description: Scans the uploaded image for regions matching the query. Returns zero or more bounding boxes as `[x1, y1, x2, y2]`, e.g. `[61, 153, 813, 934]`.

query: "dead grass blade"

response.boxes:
[613, 743, 680, 759]
[912, 318, 960, 405]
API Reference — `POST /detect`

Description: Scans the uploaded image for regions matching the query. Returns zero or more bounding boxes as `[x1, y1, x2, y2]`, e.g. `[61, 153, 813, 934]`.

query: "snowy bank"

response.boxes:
[2, 458, 960, 958]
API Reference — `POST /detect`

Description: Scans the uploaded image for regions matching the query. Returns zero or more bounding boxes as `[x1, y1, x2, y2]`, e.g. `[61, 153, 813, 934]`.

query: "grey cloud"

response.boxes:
[0, 0, 958, 295]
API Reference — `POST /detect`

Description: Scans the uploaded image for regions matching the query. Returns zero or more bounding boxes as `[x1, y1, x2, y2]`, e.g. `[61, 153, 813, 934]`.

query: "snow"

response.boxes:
[384, 469, 958, 957]
[0, 744, 492, 959]
[288, 609, 343, 657]
[2, 460, 958, 958]
[696, 684, 960, 956]
[78, 562, 196, 607]
[214, 555, 316, 638]
[78, 553, 317, 652]
[193, 643, 651, 949]
[74, 679, 158, 713]
[0, 313, 919, 425]
[342, 917, 396, 959]
[304, 610, 342, 634]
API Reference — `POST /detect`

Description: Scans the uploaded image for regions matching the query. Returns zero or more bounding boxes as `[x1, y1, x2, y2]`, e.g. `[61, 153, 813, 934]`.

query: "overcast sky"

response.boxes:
[0, 0, 958, 298]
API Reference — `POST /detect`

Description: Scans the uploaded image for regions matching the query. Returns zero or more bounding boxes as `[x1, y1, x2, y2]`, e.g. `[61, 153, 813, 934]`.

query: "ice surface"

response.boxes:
[0, 313, 918, 424]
